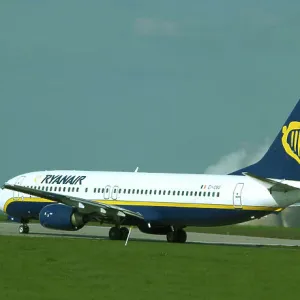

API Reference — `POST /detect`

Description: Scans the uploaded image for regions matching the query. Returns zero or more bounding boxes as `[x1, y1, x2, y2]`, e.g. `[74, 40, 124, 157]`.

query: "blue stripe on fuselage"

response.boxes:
[5, 201, 272, 226]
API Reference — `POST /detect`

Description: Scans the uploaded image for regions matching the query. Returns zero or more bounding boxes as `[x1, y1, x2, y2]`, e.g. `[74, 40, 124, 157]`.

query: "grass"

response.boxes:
[0, 236, 300, 300]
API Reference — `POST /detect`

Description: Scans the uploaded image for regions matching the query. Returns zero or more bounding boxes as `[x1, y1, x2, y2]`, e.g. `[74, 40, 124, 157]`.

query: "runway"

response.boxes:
[1, 222, 300, 247]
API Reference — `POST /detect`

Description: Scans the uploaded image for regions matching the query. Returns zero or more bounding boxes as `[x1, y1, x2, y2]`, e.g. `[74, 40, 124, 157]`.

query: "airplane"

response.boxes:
[2, 99, 300, 244]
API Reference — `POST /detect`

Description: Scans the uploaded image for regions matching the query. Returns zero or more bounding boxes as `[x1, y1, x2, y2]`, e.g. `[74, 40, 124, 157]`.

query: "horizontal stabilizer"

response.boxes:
[243, 172, 298, 192]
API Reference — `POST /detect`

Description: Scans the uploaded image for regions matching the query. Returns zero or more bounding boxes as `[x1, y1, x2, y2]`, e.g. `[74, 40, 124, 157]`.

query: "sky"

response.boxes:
[1, 1, 300, 184]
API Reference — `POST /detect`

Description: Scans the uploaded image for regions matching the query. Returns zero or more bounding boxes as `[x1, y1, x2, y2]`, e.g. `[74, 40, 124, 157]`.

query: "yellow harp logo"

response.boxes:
[282, 121, 300, 164]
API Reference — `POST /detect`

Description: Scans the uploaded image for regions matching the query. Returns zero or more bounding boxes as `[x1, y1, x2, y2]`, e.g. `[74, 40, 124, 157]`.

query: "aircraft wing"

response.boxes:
[2, 184, 144, 220]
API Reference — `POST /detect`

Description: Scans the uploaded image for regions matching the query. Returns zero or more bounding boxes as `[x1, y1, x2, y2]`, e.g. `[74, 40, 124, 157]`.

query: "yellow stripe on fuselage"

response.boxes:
[3, 197, 53, 213]
[3, 197, 284, 213]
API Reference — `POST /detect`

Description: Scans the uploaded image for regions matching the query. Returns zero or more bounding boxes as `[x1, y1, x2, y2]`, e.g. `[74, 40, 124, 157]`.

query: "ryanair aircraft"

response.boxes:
[1, 100, 300, 244]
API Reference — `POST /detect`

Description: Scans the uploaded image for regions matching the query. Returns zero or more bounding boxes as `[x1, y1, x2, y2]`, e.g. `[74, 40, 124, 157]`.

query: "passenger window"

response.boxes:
[181, 191, 184, 196]
[173, 191, 175, 196]
[203, 192, 206, 197]
[212, 192, 215, 197]
[154, 190, 156, 195]
[128, 189, 131, 194]
[194, 191, 197, 196]
[98, 188, 101, 193]
[190, 191, 193, 196]
[141, 190, 143, 194]
[163, 190, 166, 195]
[123, 189, 126, 193]
[199, 192, 202, 196]
[114, 188, 116, 193]
[208, 192, 210, 197]
[119, 189, 121, 193]
[149, 190, 152, 195]
[54, 187, 57, 191]
[76, 187, 79, 192]
[177, 191, 180, 196]
[132, 189, 135, 194]
[68, 187, 71, 192]
[85, 188, 88, 193]
[94, 188, 96, 193]
[59, 187, 61, 192]
[158, 190, 161, 195]
[102, 188, 105, 193]
[145, 190, 148, 195]
[217, 192, 220, 197]
[63, 187, 66, 192]
[45, 187, 48, 191]
[186, 191, 188, 196]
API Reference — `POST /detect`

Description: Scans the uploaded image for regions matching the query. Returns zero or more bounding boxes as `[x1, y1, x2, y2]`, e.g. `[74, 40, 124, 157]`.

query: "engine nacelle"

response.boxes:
[137, 223, 172, 235]
[39, 204, 85, 231]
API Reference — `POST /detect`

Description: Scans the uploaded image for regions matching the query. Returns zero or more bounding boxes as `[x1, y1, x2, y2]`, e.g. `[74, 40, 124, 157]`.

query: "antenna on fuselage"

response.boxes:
[134, 167, 139, 172]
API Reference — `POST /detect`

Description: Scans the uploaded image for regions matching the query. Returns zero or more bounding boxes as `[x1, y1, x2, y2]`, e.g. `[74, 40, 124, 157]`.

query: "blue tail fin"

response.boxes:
[230, 99, 300, 180]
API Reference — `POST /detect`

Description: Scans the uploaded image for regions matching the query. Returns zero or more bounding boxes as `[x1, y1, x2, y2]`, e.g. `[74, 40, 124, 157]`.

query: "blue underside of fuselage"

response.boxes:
[5, 201, 272, 227]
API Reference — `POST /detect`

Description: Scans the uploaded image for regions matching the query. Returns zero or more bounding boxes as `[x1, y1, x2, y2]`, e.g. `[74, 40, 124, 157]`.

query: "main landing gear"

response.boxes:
[109, 226, 129, 241]
[166, 229, 187, 243]
[19, 224, 30, 234]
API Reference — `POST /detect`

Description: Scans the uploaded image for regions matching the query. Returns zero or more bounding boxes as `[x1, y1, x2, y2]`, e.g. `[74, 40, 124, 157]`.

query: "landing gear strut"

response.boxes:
[19, 224, 30, 234]
[166, 229, 187, 243]
[109, 226, 129, 240]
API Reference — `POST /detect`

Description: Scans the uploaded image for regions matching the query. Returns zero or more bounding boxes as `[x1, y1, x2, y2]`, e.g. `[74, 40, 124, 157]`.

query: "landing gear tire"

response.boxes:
[109, 226, 129, 240]
[109, 226, 121, 240]
[19, 224, 29, 234]
[177, 229, 187, 243]
[166, 229, 187, 243]
[167, 231, 177, 243]
[120, 227, 129, 240]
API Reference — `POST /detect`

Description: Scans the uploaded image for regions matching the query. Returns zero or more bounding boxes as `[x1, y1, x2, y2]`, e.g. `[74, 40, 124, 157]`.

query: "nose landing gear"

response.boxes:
[19, 224, 29, 234]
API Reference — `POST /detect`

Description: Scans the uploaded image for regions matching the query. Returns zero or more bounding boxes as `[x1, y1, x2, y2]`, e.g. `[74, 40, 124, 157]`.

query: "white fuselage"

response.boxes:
[1, 170, 297, 227]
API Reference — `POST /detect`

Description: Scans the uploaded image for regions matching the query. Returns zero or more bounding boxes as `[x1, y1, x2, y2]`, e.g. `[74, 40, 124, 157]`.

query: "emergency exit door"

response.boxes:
[233, 183, 244, 209]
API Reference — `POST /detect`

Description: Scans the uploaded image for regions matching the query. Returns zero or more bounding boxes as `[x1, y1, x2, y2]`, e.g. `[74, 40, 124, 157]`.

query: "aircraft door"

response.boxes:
[111, 185, 119, 200]
[104, 185, 111, 200]
[233, 183, 244, 209]
[13, 176, 26, 200]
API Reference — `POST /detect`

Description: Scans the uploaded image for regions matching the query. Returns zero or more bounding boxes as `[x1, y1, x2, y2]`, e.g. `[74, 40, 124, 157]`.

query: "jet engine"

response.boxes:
[39, 204, 85, 231]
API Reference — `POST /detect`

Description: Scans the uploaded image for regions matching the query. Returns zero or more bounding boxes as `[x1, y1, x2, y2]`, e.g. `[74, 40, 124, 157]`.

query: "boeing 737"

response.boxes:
[2, 100, 300, 244]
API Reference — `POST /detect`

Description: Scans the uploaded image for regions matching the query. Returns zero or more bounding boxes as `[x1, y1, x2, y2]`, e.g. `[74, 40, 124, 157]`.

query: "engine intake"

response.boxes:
[39, 204, 85, 231]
